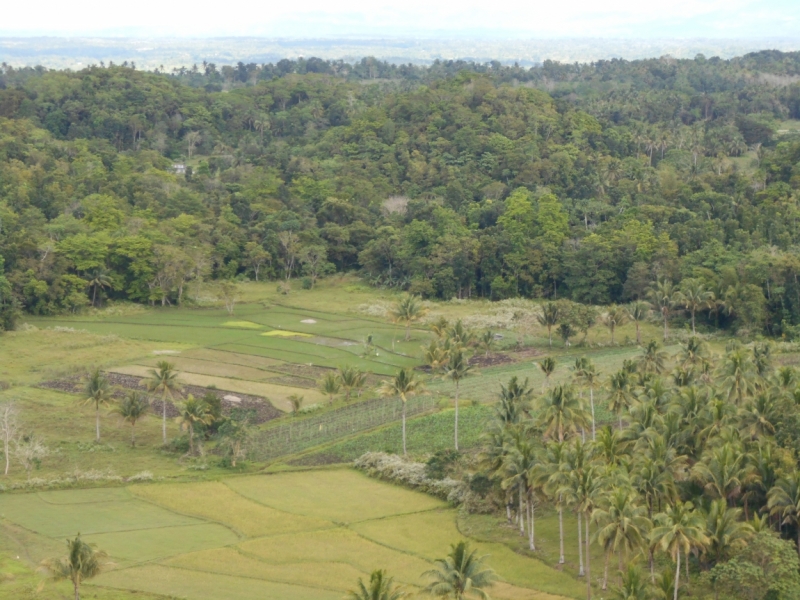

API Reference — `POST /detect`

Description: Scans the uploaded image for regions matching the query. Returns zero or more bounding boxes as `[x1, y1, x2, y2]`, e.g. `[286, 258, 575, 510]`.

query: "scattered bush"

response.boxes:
[354, 452, 465, 504]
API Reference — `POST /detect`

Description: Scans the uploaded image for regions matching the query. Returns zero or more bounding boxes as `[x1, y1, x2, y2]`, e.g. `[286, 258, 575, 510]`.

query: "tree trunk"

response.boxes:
[454, 381, 459, 451]
[405, 323, 410, 341]
[578, 512, 585, 576]
[528, 495, 536, 551]
[610, 325, 615, 345]
[585, 512, 592, 600]
[92, 285, 97, 307]
[162, 392, 167, 444]
[519, 492, 525, 536]
[650, 547, 655, 583]
[188, 424, 194, 454]
[602, 550, 609, 590]
[589, 388, 596, 441]
[548, 327, 552, 348]
[402, 400, 407, 456]
[636, 322, 641, 345]
[74, 579, 80, 600]
[95, 406, 100, 442]
[4, 436, 9, 475]
[691, 310, 696, 335]
[131, 423, 136, 447]
[674, 551, 680, 600]
[559, 505, 565, 563]
[664, 315, 669, 342]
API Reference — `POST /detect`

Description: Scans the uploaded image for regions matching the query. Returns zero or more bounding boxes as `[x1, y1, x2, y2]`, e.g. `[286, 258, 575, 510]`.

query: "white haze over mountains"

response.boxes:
[1, 0, 798, 68]
[2, 38, 800, 71]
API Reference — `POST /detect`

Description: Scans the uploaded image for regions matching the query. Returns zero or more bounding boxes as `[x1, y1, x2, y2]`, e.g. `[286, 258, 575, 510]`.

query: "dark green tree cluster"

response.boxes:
[3, 52, 800, 334]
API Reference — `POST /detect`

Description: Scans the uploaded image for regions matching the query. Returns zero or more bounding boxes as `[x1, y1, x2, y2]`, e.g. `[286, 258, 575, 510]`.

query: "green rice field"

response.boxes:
[0, 469, 582, 600]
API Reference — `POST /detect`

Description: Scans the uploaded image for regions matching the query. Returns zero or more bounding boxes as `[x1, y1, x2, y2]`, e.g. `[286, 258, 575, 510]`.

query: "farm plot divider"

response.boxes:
[249, 395, 438, 461]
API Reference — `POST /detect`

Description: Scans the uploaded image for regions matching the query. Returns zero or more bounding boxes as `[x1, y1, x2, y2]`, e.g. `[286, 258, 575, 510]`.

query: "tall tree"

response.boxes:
[443, 350, 473, 451]
[146, 361, 181, 444]
[422, 541, 496, 600]
[390, 294, 428, 341]
[537, 302, 560, 348]
[378, 368, 424, 456]
[39, 535, 110, 600]
[651, 501, 709, 600]
[627, 301, 650, 345]
[83, 369, 113, 443]
[111, 391, 149, 447]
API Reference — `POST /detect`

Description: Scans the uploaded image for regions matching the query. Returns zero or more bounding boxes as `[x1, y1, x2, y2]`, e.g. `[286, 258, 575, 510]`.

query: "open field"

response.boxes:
[0, 468, 583, 600]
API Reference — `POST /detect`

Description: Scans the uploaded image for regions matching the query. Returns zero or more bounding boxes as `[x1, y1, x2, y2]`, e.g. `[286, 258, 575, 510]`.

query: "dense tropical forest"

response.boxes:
[3, 50, 800, 335]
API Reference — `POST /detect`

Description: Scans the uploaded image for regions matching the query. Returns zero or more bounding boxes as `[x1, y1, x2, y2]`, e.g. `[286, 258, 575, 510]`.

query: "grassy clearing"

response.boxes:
[130, 481, 333, 537]
[225, 469, 444, 523]
[292, 405, 493, 465]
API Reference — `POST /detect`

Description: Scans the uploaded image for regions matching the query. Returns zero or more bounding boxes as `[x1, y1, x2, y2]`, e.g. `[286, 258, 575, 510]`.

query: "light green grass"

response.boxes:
[261, 330, 312, 337]
[222, 320, 264, 329]
[225, 469, 444, 523]
[130, 481, 334, 537]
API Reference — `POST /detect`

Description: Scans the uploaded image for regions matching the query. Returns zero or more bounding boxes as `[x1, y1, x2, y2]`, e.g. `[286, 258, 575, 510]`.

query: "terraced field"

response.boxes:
[0, 469, 583, 600]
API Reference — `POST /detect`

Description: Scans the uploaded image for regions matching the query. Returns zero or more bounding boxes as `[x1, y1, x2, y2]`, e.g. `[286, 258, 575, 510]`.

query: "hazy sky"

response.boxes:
[3, 0, 799, 38]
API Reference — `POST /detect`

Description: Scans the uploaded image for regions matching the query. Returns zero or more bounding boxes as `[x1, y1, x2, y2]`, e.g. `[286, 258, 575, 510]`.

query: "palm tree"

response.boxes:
[702, 499, 753, 566]
[146, 360, 181, 444]
[574, 359, 600, 440]
[379, 368, 424, 456]
[675, 279, 713, 335]
[424, 339, 451, 374]
[444, 350, 473, 451]
[537, 302, 560, 348]
[650, 501, 709, 600]
[422, 541, 495, 600]
[288, 394, 303, 415]
[39, 535, 110, 600]
[390, 294, 428, 341]
[447, 320, 475, 350]
[603, 305, 628, 345]
[678, 336, 709, 369]
[430, 316, 450, 339]
[539, 440, 570, 564]
[338, 366, 366, 401]
[559, 323, 575, 347]
[83, 369, 113, 443]
[768, 471, 800, 555]
[503, 436, 539, 547]
[718, 348, 755, 405]
[320, 371, 341, 404]
[86, 268, 111, 307]
[638, 340, 668, 375]
[648, 279, 677, 342]
[111, 391, 149, 447]
[537, 385, 588, 443]
[175, 395, 213, 454]
[610, 564, 652, 600]
[494, 376, 534, 425]
[478, 330, 496, 358]
[738, 391, 779, 440]
[627, 302, 650, 345]
[538, 356, 556, 392]
[593, 487, 650, 590]
[607, 370, 633, 430]
[347, 569, 405, 600]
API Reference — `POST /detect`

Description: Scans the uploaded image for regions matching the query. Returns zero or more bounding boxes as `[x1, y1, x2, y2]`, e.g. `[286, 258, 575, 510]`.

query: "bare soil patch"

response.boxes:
[468, 353, 514, 368]
[39, 373, 282, 424]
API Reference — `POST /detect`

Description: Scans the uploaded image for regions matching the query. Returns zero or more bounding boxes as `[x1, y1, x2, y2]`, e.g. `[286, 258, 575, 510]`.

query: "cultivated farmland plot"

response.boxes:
[0, 469, 581, 600]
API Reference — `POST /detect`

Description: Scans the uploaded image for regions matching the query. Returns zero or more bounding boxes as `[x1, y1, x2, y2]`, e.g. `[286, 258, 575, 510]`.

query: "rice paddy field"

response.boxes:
[0, 469, 583, 600]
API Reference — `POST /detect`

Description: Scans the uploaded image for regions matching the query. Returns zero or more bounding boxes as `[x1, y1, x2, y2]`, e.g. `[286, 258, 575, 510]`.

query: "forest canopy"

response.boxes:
[2, 50, 800, 335]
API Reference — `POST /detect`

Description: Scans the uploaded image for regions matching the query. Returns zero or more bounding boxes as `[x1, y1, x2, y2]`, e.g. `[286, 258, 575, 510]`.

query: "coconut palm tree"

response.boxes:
[478, 330, 496, 358]
[347, 569, 405, 600]
[320, 372, 341, 403]
[768, 471, 800, 555]
[86, 268, 112, 307]
[559, 322, 575, 347]
[638, 340, 668, 375]
[422, 541, 496, 600]
[718, 347, 755, 405]
[146, 360, 181, 444]
[390, 294, 428, 341]
[574, 359, 601, 440]
[39, 535, 110, 600]
[423, 339, 451, 374]
[627, 301, 650, 345]
[607, 370, 633, 430]
[430, 316, 450, 339]
[648, 279, 677, 342]
[379, 368, 424, 456]
[338, 366, 366, 401]
[447, 320, 475, 350]
[537, 385, 588, 443]
[593, 487, 651, 590]
[83, 369, 113, 443]
[650, 501, 709, 600]
[537, 302, 560, 348]
[494, 376, 534, 425]
[111, 391, 149, 447]
[443, 350, 473, 451]
[503, 436, 540, 548]
[537, 440, 570, 564]
[610, 564, 652, 600]
[175, 395, 213, 454]
[678, 336, 710, 369]
[538, 356, 557, 392]
[675, 279, 713, 335]
[603, 305, 628, 345]
[702, 499, 753, 566]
